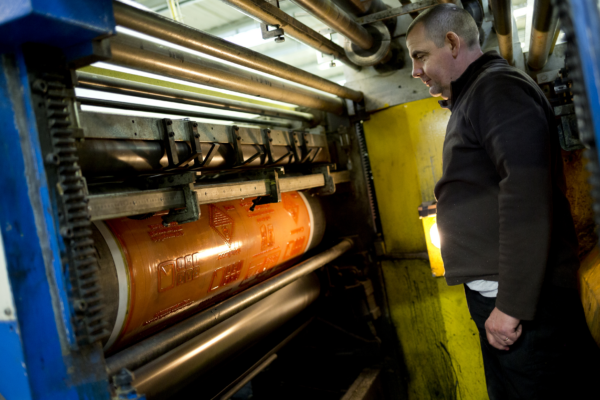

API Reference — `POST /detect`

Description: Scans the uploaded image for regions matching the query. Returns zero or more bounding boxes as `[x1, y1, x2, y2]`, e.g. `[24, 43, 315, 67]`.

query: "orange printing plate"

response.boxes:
[104, 191, 312, 352]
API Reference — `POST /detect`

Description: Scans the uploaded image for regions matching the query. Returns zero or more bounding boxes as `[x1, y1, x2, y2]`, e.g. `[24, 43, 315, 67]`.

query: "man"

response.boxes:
[406, 4, 599, 399]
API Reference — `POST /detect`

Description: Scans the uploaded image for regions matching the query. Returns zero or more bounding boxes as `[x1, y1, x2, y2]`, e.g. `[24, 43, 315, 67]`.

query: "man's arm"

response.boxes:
[469, 73, 553, 322]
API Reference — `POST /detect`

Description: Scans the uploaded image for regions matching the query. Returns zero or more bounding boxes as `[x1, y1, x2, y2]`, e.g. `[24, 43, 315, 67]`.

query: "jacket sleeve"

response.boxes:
[468, 74, 553, 320]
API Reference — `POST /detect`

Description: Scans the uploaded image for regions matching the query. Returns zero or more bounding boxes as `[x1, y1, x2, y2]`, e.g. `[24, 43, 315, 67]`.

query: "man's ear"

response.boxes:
[446, 32, 461, 58]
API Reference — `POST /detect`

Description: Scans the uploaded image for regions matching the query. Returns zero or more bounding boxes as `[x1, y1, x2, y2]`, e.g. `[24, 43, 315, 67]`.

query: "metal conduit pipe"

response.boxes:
[78, 98, 293, 128]
[108, 35, 345, 114]
[218, 0, 360, 71]
[290, 0, 374, 50]
[490, 0, 514, 65]
[332, 0, 386, 17]
[528, 0, 559, 70]
[113, 1, 363, 102]
[131, 273, 321, 399]
[76, 72, 315, 123]
[105, 238, 353, 376]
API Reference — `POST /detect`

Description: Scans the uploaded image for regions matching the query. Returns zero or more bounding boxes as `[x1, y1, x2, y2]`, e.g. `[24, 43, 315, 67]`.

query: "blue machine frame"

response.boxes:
[0, 1, 115, 399]
[567, 0, 600, 151]
[0, 0, 599, 399]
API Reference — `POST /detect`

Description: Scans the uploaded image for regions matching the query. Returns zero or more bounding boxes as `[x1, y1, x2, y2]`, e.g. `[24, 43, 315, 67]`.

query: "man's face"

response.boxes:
[406, 23, 455, 99]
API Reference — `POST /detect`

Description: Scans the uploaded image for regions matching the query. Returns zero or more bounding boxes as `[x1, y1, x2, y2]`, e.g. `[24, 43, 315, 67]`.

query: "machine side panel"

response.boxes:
[0, 53, 82, 399]
[0, 0, 115, 51]
[0, 226, 32, 400]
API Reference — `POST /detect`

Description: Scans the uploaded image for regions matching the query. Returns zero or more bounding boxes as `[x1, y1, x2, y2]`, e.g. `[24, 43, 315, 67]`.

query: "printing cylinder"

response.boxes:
[94, 191, 324, 353]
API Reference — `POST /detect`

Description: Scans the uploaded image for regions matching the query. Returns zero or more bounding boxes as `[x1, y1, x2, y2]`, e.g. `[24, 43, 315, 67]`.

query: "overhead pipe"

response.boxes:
[490, 0, 514, 65]
[76, 72, 315, 123]
[217, 0, 361, 71]
[332, 0, 386, 17]
[528, 0, 559, 70]
[113, 1, 363, 101]
[105, 238, 353, 376]
[290, 0, 374, 50]
[108, 35, 345, 114]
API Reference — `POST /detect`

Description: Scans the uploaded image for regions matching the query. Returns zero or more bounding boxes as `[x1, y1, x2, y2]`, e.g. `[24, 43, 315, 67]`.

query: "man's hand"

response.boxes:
[485, 307, 522, 350]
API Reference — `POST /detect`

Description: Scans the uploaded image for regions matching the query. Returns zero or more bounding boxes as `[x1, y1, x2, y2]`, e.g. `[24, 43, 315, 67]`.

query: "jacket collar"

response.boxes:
[438, 51, 507, 111]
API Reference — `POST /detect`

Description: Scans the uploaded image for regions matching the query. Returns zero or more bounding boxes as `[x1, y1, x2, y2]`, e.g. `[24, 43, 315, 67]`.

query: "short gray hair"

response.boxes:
[407, 4, 479, 48]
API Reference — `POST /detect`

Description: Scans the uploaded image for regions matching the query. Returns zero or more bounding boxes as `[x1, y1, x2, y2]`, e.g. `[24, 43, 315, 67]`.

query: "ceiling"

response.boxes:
[118, 0, 407, 86]
[114, 0, 571, 100]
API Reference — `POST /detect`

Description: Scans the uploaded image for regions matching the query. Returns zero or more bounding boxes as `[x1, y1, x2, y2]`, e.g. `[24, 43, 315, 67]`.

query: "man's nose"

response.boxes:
[412, 63, 423, 79]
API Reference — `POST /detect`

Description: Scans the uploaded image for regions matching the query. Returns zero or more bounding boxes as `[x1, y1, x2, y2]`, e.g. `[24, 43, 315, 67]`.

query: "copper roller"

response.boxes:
[93, 191, 324, 353]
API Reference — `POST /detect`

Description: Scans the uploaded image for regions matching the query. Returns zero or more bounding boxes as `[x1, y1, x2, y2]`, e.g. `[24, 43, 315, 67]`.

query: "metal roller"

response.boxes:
[108, 35, 345, 114]
[76, 72, 316, 123]
[79, 98, 293, 128]
[94, 191, 325, 353]
[105, 238, 353, 376]
[131, 273, 321, 399]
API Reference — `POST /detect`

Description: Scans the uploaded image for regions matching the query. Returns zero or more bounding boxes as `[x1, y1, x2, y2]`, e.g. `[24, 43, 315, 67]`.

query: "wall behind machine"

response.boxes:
[365, 91, 600, 399]
[364, 97, 487, 400]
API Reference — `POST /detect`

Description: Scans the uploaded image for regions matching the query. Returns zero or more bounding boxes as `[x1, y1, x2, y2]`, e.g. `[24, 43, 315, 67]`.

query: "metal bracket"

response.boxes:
[163, 119, 220, 171]
[291, 132, 302, 163]
[262, 128, 295, 164]
[66, 37, 112, 69]
[262, 128, 275, 164]
[260, 0, 285, 43]
[145, 172, 200, 226]
[311, 165, 336, 196]
[300, 132, 321, 163]
[162, 118, 180, 168]
[112, 369, 146, 400]
[231, 125, 264, 167]
[187, 120, 203, 168]
[250, 169, 282, 211]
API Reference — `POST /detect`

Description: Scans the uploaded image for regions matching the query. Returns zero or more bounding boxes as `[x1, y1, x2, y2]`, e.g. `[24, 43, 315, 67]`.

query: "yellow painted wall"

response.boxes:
[364, 98, 488, 400]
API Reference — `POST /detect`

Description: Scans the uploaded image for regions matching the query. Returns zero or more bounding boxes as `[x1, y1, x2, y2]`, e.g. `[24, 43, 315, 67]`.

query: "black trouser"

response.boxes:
[464, 284, 600, 400]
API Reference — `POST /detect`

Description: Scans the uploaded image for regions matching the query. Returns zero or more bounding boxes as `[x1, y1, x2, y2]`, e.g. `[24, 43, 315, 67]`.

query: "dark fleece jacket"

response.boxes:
[434, 51, 579, 320]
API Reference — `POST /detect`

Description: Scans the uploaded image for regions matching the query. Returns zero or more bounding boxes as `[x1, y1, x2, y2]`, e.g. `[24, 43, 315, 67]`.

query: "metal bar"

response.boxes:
[108, 35, 345, 114]
[356, 0, 437, 25]
[331, 169, 351, 184]
[113, 0, 363, 101]
[78, 97, 292, 128]
[76, 71, 315, 123]
[290, 0, 374, 49]
[548, 21, 561, 55]
[340, 368, 381, 400]
[219, 354, 278, 400]
[106, 239, 353, 376]
[527, 0, 559, 70]
[218, 0, 361, 71]
[130, 274, 322, 398]
[490, 0, 514, 65]
[88, 172, 347, 221]
[212, 318, 313, 400]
